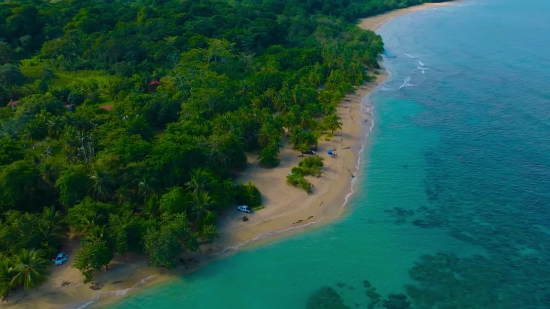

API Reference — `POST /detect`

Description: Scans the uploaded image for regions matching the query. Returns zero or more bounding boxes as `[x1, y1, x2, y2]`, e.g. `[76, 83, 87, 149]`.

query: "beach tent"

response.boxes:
[327, 150, 333, 155]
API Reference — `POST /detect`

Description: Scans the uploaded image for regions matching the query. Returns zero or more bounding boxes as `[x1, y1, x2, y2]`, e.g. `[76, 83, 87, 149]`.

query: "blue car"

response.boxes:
[52, 252, 68, 265]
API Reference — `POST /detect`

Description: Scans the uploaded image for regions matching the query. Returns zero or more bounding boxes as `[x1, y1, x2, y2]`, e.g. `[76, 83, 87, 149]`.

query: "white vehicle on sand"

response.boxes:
[237, 205, 252, 213]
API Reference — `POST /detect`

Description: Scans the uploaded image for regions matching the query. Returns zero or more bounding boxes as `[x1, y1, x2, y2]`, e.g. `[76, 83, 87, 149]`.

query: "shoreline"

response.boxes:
[0, 3, 454, 308]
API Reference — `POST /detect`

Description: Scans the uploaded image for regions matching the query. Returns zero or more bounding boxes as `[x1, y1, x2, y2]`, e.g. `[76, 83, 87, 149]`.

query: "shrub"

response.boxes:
[286, 173, 301, 186]
[67, 92, 85, 105]
[297, 177, 312, 193]
[286, 156, 323, 194]
[235, 181, 262, 207]
[259, 146, 280, 168]
[286, 173, 312, 194]
[298, 155, 324, 176]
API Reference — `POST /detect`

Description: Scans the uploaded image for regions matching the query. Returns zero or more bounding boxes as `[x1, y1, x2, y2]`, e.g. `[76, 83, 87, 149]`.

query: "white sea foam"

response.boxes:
[404, 53, 417, 59]
[418, 60, 425, 66]
[399, 76, 413, 89]
[70, 275, 159, 309]
[417, 66, 429, 74]
[341, 105, 375, 210]
[211, 219, 324, 256]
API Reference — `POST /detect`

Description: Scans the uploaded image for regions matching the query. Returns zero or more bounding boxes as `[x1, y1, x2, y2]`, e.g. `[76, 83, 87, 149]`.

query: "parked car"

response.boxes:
[52, 252, 68, 265]
[237, 205, 252, 213]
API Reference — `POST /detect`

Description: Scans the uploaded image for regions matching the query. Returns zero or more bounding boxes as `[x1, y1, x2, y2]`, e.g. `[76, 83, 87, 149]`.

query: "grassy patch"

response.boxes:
[20, 60, 114, 85]
[20, 60, 119, 108]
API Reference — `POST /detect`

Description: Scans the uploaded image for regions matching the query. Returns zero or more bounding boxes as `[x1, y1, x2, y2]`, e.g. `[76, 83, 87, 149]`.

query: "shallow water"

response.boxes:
[100, 0, 550, 308]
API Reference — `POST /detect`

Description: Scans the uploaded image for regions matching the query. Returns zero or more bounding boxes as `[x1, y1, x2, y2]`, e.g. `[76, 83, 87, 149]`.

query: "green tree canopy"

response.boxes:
[73, 240, 113, 283]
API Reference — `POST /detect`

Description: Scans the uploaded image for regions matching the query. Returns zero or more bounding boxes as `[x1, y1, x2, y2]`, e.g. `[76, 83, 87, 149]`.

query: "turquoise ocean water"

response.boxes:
[100, 0, 550, 308]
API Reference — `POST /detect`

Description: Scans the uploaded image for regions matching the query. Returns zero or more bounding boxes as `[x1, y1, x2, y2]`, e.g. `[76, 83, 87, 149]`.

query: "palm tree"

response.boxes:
[237, 80, 250, 97]
[62, 143, 78, 164]
[297, 110, 313, 129]
[268, 136, 283, 152]
[250, 97, 262, 110]
[39, 206, 67, 237]
[46, 117, 65, 141]
[0, 258, 15, 298]
[115, 186, 132, 203]
[74, 213, 104, 235]
[38, 206, 67, 255]
[89, 170, 114, 200]
[273, 91, 290, 113]
[139, 194, 160, 219]
[288, 127, 303, 149]
[20, 124, 37, 149]
[258, 124, 278, 148]
[85, 225, 107, 244]
[11, 249, 50, 291]
[138, 177, 156, 198]
[263, 88, 276, 108]
[324, 114, 343, 134]
[185, 169, 211, 194]
[38, 163, 56, 189]
[190, 192, 216, 223]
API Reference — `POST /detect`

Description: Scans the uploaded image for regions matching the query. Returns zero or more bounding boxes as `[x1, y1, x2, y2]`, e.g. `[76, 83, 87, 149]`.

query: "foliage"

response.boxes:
[235, 181, 262, 208]
[159, 187, 188, 215]
[0, 160, 42, 213]
[297, 155, 325, 176]
[258, 141, 282, 168]
[286, 156, 324, 193]
[11, 249, 50, 291]
[55, 165, 90, 207]
[286, 174, 313, 194]
[73, 240, 113, 283]
[144, 213, 196, 268]
[190, 191, 216, 226]
[0, 257, 15, 298]
[0, 137, 23, 166]
[198, 224, 217, 243]
[108, 209, 147, 254]
[37, 206, 68, 255]
[323, 114, 343, 134]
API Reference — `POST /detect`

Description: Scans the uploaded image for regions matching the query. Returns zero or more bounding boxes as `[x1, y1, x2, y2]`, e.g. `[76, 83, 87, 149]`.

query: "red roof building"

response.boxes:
[7, 101, 18, 109]
[99, 105, 113, 111]
[148, 80, 161, 92]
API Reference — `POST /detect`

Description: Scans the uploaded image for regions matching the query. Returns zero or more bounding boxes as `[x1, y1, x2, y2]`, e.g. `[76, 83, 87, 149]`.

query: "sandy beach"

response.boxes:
[0, 3, 453, 308]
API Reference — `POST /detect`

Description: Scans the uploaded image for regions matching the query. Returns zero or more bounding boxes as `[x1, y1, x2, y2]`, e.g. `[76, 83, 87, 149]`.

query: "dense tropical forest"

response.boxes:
[0, 0, 448, 297]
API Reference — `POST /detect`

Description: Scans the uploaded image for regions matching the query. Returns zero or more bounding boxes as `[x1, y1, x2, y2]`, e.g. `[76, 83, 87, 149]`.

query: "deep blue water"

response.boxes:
[101, 0, 550, 308]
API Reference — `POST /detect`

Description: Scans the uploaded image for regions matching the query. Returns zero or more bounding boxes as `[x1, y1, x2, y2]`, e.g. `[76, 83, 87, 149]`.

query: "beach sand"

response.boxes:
[0, 3, 454, 308]
[358, 2, 456, 31]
